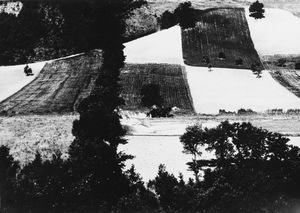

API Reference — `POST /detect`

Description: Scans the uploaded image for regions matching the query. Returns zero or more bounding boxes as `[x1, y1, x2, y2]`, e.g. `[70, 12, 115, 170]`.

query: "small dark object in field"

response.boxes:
[147, 106, 174, 118]
[24, 64, 33, 76]
[251, 62, 262, 78]
[275, 58, 287, 67]
[208, 64, 212, 72]
[218, 52, 226, 60]
[202, 56, 210, 64]
[295, 62, 300, 70]
[141, 84, 162, 107]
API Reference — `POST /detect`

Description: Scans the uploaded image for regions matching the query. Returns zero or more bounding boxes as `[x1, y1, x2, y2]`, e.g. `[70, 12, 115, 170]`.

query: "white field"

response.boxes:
[120, 134, 300, 181]
[121, 115, 300, 181]
[0, 53, 84, 103]
[0, 62, 46, 102]
[124, 22, 300, 114]
[246, 8, 300, 55]
[122, 11, 300, 180]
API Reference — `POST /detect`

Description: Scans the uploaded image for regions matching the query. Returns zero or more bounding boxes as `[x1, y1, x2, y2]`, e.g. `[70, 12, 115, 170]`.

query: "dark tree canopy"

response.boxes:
[0, 0, 146, 65]
[295, 61, 300, 70]
[141, 84, 162, 107]
[174, 1, 196, 29]
[249, 0, 265, 19]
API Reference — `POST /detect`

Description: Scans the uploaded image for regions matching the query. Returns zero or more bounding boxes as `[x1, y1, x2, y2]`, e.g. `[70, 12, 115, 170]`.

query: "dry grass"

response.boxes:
[120, 63, 194, 113]
[181, 8, 263, 69]
[1, 113, 299, 165]
[0, 114, 76, 165]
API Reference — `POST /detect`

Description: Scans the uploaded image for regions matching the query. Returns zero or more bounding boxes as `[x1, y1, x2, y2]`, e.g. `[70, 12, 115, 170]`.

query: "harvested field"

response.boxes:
[182, 8, 262, 69]
[264, 61, 300, 98]
[120, 63, 194, 112]
[0, 51, 103, 115]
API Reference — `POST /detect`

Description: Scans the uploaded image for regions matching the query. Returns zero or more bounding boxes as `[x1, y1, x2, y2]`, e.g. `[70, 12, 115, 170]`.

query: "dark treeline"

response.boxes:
[2, 120, 300, 212]
[0, 0, 146, 65]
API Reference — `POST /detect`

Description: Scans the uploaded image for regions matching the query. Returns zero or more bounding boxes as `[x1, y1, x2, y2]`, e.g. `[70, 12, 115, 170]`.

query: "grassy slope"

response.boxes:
[182, 8, 263, 69]
[120, 63, 194, 113]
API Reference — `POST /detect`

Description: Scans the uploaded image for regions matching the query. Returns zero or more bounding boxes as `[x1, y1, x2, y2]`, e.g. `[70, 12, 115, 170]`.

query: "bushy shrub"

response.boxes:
[174, 1, 196, 29]
[218, 52, 226, 60]
[295, 62, 300, 70]
[235, 58, 243, 65]
[141, 84, 162, 107]
[160, 10, 177, 29]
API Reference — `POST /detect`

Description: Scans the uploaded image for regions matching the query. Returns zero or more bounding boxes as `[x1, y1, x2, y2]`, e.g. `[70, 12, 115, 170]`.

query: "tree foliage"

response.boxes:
[174, 1, 196, 29]
[141, 84, 162, 107]
[176, 121, 300, 212]
[249, 0, 265, 19]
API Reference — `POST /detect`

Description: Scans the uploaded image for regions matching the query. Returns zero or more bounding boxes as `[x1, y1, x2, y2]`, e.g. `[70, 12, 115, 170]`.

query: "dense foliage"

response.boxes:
[0, 0, 146, 65]
[249, 0, 265, 19]
[141, 84, 162, 107]
[176, 121, 300, 213]
[159, 1, 196, 30]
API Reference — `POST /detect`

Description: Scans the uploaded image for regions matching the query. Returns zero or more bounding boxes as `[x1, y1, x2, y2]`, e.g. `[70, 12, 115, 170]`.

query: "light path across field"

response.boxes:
[246, 8, 300, 55]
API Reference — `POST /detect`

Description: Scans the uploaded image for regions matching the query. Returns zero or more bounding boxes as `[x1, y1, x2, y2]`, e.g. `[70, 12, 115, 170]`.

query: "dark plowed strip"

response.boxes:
[182, 8, 263, 70]
[120, 63, 194, 113]
[0, 51, 103, 115]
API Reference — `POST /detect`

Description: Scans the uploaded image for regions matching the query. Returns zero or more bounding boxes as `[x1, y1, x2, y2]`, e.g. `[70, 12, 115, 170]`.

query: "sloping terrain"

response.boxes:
[0, 48, 194, 114]
[182, 8, 262, 69]
[0, 61, 46, 102]
[0, 51, 102, 115]
[263, 60, 300, 98]
[121, 63, 194, 112]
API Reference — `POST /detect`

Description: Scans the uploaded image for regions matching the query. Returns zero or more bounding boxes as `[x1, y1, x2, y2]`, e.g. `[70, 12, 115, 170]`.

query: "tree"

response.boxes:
[250, 62, 262, 78]
[295, 61, 300, 70]
[0, 146, 18, 211]
[249, 0, 265, 19]
[174, 1, 196, 29]
[218, 52, 226, 60]
[179, 121, 300, 212]
[180, 124, 204, 182]
[235, 58, 243, 65]
[160, 10, 177, 30]
[67, 0, 146, 210]
[14, 152, 70, 213]
[141, 84, 162, 107]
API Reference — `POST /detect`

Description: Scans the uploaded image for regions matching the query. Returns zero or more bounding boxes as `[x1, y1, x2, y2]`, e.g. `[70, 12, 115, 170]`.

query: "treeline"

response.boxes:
[2, 120, 300, 212]
[0, 0, 146, 65]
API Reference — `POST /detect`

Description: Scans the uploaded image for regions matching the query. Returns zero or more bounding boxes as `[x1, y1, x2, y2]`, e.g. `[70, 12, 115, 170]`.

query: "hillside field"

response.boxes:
[263, 58, 300, 98]
[182, 8, 262, 69]
[0, 51, 102, 115]
[121, 63, 194, 112]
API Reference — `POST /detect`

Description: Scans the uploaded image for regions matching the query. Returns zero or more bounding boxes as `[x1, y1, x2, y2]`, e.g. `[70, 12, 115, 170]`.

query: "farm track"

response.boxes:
[182, 8, 262, 69]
